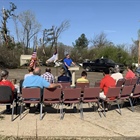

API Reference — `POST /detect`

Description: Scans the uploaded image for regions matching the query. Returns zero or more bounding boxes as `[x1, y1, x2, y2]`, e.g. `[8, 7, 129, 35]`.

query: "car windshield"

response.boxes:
[106, 59, 115, 63]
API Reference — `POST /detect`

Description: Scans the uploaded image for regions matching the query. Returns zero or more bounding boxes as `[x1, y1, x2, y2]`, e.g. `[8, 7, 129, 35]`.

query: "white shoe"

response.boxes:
[54, 62, 60, 67]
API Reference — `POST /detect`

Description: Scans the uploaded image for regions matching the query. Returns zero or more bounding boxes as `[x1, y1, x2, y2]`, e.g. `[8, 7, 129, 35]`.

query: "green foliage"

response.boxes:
[73, 33, 89, 50]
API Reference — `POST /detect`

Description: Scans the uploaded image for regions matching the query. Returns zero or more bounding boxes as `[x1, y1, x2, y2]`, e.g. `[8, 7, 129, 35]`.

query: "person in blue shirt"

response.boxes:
[22, 67, 62, 110]
[63, 54, 75, 80]
[23, 67, 62, 89]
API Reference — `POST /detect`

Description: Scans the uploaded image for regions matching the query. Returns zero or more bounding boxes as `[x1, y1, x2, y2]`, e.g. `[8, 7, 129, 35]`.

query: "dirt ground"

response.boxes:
[1, 66, 140, 140]
[7, 66, 104, 86]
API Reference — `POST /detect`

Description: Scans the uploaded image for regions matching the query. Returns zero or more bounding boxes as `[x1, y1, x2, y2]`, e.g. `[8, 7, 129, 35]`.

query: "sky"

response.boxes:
[0, 0, 140, 47]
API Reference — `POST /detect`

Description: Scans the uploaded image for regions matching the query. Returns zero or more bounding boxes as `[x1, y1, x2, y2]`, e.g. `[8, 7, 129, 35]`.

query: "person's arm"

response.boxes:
[48, 83, 62, 89]
[42, 77, 62, 88]
[64, 62, 70, 68]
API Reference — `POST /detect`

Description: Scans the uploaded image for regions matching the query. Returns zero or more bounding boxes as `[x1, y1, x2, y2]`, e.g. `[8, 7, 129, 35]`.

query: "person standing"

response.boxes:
[63, 54, 75, 80]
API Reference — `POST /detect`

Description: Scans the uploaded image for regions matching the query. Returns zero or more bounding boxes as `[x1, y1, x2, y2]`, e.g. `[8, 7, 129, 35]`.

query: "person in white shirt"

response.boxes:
[111, 67, 123, 83]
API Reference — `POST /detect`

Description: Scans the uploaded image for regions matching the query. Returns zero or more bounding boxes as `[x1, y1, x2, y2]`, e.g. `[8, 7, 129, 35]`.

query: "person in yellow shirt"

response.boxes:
[76, 71, 89, 83]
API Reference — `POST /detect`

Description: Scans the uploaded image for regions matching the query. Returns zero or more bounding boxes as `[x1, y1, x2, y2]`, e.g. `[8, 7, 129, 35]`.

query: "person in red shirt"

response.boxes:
[0, 70, 15, 112]
[125, 65, 135, 79]
[99, 69, 116, 111]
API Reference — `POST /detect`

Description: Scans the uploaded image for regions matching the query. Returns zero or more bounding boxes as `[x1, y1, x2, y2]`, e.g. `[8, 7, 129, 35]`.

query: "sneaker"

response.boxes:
[98, 108, 103, 112]
[54, 62, 60, 67]
[105, 108, 108, 112]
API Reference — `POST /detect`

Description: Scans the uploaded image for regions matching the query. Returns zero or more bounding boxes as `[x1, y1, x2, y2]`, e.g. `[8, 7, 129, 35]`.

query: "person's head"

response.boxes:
[0, 69, 9, 80]
[103, 69, 110, 76]
[59, 68, 65, 75]
[81, 71, 87, 78]
[114, 67, 120, 73]
[11, 78, 17, 84]
[33, 67, 41, 76]
[66, 54, 70, 58]
[126, 65, 133, 71]
[45, 67, 51, 73]
[28, 67, 34, 73]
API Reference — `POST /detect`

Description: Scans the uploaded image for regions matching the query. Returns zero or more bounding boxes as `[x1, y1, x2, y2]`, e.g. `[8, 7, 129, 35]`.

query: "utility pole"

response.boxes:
[138, 29, 140, 67]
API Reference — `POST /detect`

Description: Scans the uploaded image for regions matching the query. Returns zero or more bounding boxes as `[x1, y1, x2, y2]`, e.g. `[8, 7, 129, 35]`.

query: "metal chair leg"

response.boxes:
[40, 103, 42, 120]
[129, 98, 134, 112]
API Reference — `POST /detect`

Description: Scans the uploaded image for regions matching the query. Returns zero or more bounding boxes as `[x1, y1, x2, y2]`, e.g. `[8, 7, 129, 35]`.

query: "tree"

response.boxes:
[0, 2, 17, 46]
[50, 20, 70, 51]
[72, 33, 89, 62]
[18, 10, 41, 54]
[90, 32, 113, 48]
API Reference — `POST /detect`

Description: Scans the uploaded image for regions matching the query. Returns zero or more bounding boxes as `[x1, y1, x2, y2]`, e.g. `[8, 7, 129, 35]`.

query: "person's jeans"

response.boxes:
[63, 64, 72, 81]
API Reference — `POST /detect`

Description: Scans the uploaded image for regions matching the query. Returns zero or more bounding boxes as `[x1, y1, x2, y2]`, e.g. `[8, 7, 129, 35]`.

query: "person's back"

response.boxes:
[0, 70, 15, 112]
[41, 67, 54, 83]
[125, 65, 135, 79]
[23, 67, 62, 89]
[76, 71, 89, 83]
[0, 70, 15, 92]
[23, 68, 50, 88]
[24, 67, 34, 79]
[100, 69, 116, 96]
[111, 67, 123, 83]
[58, 68, 70, 82]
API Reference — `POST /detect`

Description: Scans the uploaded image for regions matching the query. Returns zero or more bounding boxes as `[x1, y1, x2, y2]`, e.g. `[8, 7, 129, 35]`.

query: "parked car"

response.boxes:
[83, 58, 125, 73]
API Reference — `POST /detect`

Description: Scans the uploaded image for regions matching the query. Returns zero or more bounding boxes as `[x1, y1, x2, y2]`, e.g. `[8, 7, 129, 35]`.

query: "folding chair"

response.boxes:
[116, 78, 125, 87]
[20, 87, 42, 120]
[57, 82, 71, 90]
[63, 88, 83, 119]
[94, 80, 101, 87]
[41, 88, 63, 120]
[82, 87, 100, 118]
[131, 77, 138, 86]
[0, 86, 17, 121]
[103, 87, 122, 116]
[76, 83, 89, 93]
[123, 78, 132, 86]
[120, 85, 134, 112]
[130, 84, 140, 109]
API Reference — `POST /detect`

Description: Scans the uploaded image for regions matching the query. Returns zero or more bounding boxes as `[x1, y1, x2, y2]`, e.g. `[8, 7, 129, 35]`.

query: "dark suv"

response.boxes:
[83, 58, 125, 73]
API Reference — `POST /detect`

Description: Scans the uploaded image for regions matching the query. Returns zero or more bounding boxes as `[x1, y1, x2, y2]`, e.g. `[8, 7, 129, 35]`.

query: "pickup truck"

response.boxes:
[83, 58, 125, 73]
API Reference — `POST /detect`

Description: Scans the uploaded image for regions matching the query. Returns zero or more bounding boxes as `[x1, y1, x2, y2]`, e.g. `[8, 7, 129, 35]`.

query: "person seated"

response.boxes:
[125, 65, 136, 79]
[76, 71, 89, 83]
[22, 67, 62, 111]
[24, 67, 34, 79]
[99, 69, 116, 111]
[0, 70, 16, 113]
[41, 67, 55, 83]
[111, 67, 123, 83]
[11, 78, 20, 94]
[57, 68, 70, 82]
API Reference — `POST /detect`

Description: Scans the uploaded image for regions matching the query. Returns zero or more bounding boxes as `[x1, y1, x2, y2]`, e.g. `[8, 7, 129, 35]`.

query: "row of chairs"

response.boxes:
[20, 81, 140, 120]
[0, 77, 139, 121]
